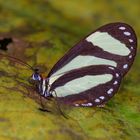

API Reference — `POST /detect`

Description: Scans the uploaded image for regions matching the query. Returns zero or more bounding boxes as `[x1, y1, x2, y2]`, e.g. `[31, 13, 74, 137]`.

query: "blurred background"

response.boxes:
[0, 0, 139, 140]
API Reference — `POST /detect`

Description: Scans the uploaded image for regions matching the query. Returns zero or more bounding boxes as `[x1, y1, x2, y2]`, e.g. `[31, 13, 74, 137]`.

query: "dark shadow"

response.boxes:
[38, 108, 51, 112]
[0, 38, 13, 51]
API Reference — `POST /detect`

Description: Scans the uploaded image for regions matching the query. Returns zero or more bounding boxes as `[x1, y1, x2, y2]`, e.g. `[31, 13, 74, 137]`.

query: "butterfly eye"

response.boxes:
[32, 73, 41, 81]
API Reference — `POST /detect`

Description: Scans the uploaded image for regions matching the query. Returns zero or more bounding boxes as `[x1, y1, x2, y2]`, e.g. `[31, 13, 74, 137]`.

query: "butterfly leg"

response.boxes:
[51, 89, 68, 119]
[38, 94, 51, 112]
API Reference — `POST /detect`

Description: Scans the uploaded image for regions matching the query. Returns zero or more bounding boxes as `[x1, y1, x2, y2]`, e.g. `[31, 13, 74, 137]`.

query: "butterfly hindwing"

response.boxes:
[49, 65, 122, 106]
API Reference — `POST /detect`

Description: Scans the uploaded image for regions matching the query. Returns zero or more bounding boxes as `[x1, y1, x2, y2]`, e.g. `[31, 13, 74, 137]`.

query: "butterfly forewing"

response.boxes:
[46, 22, 137, 106]
[48, 22, 137, 78]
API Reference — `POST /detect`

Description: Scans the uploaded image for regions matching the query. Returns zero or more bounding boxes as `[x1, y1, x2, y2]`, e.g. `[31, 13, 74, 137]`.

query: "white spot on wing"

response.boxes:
[75, 104, 79, 107]
[109, 66, 115, 70]
[81, 103, 92, 107]
[99, 96, 105, 100]
[95, 99, 100, 103]
[107, 88, 114, 94]
[123, 64, 128, 69]
[88, 103, 92, 106]
[129, 55, 132, 59]
[119, 26, 126, 30]
[116, 73, 119, 78]
[82, 103, 93, 106]
[124, 32, 131, 36]
[131, 46, 133, 50]
[81, 104, 85, 106]
[129, 39, 133, 42]
[113, 81, 118, 85]
[86, 31, 130, 56]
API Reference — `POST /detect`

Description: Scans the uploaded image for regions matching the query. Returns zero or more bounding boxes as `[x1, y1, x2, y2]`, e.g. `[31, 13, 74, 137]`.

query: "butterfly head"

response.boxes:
[31, 68, 42, 81]
[30, 68, 51, 97]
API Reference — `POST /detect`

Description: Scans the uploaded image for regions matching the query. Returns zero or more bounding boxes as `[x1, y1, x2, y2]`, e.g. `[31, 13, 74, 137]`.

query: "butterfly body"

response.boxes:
[31, 22, 137, 107]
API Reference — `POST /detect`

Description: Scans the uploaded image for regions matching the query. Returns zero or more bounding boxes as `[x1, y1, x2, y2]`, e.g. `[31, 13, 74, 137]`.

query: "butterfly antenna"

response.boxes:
[52, 89, 68, 119]
[0, 53, 34, 71]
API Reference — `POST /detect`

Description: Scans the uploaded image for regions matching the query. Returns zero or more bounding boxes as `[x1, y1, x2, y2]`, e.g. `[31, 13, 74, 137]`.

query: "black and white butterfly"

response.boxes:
[30, 22, 137, 107]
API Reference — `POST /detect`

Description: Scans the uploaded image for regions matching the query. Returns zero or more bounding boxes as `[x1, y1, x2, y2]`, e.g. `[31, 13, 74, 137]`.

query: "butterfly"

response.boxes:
[30, 22, 137, 107]
[1, 22, 137, 107]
